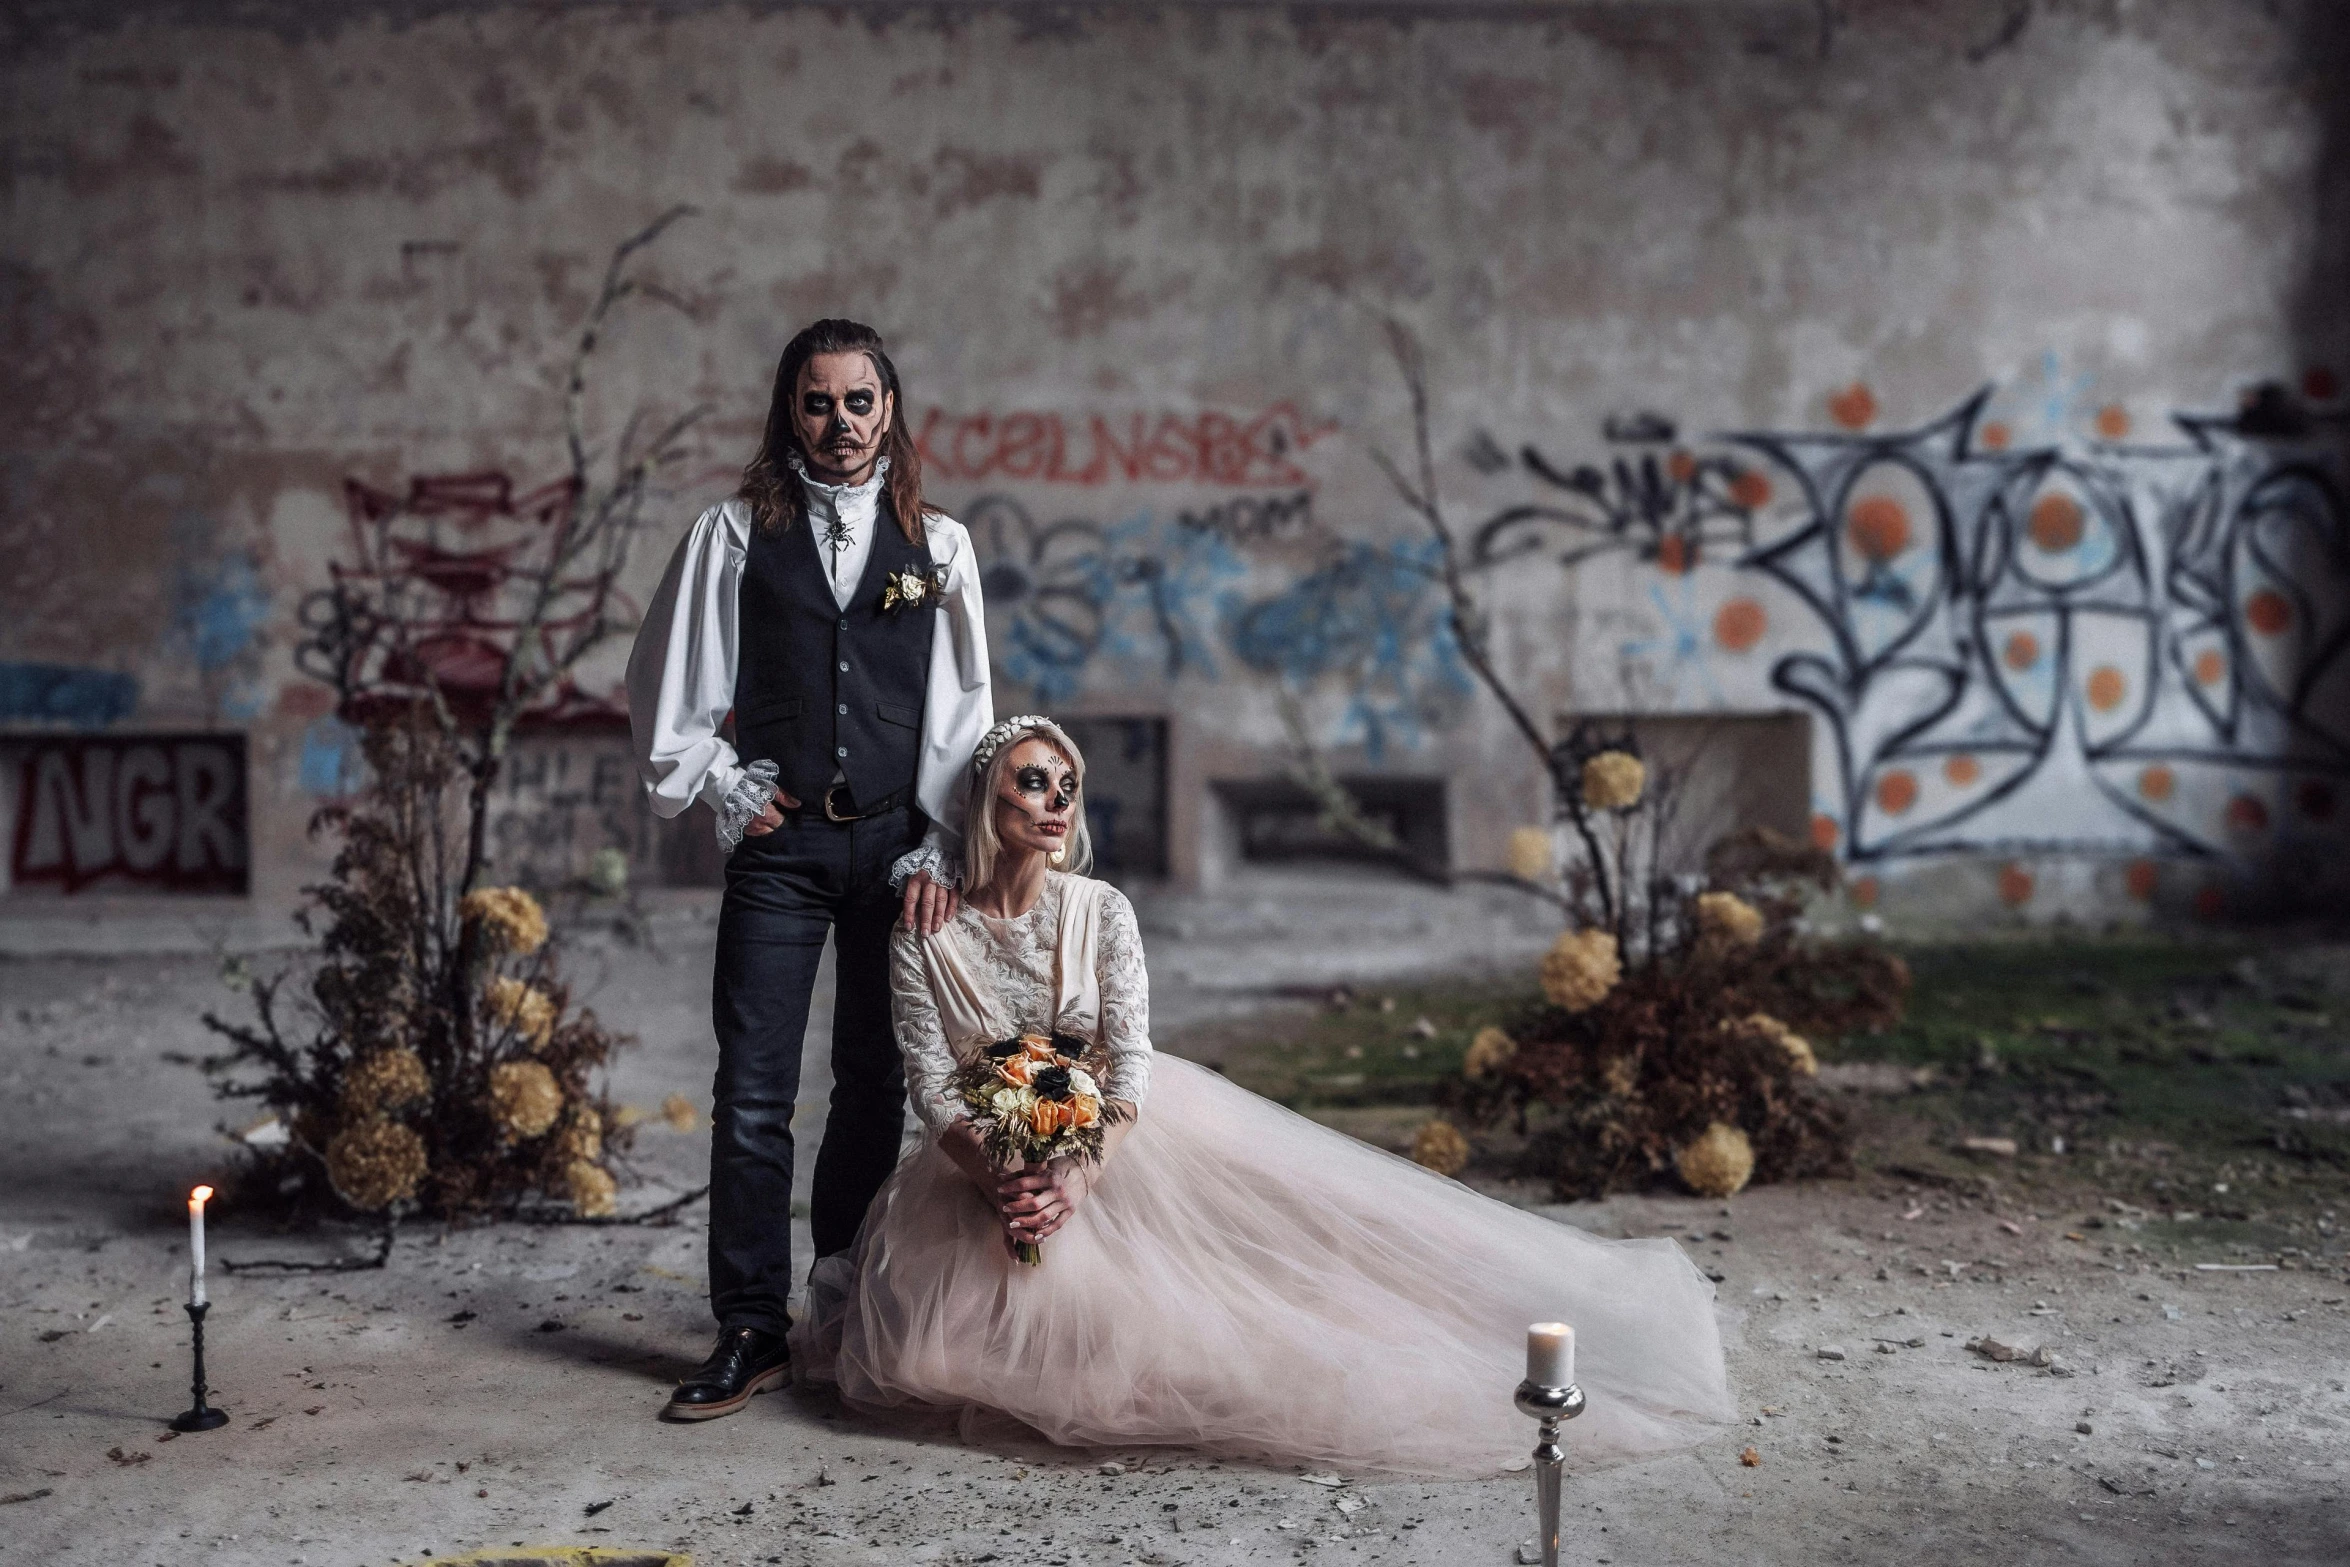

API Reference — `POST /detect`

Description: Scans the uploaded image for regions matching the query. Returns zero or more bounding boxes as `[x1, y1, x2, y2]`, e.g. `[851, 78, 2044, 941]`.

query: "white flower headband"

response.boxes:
[972, 715, 1056, 775]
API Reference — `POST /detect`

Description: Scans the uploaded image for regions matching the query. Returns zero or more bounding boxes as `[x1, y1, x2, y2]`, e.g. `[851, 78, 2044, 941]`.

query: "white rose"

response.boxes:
[1065, 1068, 1099, 1099]
[990, 1087, 1023, 1115]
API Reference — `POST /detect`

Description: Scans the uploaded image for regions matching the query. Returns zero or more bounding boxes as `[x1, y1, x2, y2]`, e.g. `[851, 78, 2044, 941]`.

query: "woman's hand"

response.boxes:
[995, 1160, 1090, 1246]
[937, 1119, 995, 1193]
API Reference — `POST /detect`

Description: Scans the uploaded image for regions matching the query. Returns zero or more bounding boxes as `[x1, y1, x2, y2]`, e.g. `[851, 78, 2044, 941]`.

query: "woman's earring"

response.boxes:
[1048, 845, 1067, 866]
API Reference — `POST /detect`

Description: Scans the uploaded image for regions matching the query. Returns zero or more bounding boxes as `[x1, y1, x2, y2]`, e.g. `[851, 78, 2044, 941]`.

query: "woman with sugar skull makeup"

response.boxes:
[628, 320, 991, 1421]
[792, 716, 1734, 1475]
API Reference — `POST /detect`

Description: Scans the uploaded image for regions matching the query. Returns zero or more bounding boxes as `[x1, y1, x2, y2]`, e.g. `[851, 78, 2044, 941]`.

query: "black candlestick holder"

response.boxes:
[169, 1300, 228, 1432]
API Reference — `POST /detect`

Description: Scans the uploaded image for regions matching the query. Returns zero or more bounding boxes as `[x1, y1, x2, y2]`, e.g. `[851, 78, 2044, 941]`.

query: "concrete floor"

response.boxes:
[3, 878, 2347, 1566]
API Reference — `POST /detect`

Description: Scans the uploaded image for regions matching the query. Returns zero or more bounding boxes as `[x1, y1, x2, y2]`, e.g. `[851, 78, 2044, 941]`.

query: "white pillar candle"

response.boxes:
[1527, 1321, 1574, 1387]
[188, 1185, 213, 1308]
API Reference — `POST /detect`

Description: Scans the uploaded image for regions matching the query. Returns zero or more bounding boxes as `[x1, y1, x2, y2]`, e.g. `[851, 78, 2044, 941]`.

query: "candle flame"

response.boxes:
[190, 1185, 214, 1207]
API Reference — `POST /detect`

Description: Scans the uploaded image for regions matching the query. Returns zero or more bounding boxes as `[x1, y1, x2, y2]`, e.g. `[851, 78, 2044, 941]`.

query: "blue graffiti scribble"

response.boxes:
[1616, 575, 1730, 709]
[996, 510, 1248, 703]
[1085, 513, 1246, 682]
[0, 662, 140, 727]
[299, 715, 368, 796]
[176, 548, 271, 672]
[1224, 538, 1471, 761]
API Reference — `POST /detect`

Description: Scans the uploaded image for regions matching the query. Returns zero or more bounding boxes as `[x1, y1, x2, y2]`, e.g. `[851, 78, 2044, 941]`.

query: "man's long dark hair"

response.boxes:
[738, 318, 933, 544]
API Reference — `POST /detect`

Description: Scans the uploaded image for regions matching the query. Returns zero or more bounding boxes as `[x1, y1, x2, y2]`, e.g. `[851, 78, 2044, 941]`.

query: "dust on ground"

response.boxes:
[3, 882, 2347, 1566]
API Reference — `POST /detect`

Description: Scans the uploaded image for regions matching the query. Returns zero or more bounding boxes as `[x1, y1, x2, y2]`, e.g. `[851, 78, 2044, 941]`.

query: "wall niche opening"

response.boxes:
[1212, 775, 1448, 875]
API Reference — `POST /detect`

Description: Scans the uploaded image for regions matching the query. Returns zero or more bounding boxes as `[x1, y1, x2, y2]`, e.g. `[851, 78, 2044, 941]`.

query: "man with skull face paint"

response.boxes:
[628, 319, 992, 1421]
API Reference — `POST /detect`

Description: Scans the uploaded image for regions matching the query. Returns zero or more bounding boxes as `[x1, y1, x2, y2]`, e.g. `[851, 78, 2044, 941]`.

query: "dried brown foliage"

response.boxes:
[1446, 881, 1909, 1200]
[196, 218, 701, 1226]
[1350, 319, 1910, 1199]
[202, 715, 630, 1219]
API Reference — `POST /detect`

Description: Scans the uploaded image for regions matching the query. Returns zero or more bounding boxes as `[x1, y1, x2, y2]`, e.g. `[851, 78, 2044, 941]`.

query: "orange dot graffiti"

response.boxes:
[1846, 495, 1911, 563]
[1828, 383, 1879, 431]
[1712, 597, 1766, 652]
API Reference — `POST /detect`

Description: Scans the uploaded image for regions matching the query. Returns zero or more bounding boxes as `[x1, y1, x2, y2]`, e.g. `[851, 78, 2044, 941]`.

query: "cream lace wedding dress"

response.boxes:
[793, 872, 1733, 1475]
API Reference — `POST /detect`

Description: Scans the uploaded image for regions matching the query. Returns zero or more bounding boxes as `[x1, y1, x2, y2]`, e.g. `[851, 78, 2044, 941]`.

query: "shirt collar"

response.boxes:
[790, 452, 889, 517]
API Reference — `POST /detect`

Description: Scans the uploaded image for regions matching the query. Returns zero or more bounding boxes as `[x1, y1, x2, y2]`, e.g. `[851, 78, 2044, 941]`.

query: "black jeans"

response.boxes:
[708, 802, 922, 1337]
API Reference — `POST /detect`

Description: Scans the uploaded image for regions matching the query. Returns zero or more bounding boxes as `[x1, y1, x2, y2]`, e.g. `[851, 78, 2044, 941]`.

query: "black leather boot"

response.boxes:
[662, 1326, 792, 1422]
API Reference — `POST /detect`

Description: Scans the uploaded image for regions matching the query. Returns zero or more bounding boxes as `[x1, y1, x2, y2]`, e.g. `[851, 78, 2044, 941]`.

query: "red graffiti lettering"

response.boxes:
[914, 405, 1336, 487]
[10, 735, 250, 893]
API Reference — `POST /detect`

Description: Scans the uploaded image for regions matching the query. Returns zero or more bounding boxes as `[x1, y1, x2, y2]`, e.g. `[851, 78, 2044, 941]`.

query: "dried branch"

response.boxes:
[1372, 319, 1565, 790]
[219, 1216, 397, 1275]
[507, 1183, 711, 1227]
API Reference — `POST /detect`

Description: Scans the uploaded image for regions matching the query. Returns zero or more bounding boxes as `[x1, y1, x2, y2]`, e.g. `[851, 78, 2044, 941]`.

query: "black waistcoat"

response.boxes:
[734, 500, 934, 810]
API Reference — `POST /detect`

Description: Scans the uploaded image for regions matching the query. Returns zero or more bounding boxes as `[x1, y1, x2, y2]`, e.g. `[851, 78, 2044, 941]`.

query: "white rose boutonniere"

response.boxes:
[881, 563, 950, 614]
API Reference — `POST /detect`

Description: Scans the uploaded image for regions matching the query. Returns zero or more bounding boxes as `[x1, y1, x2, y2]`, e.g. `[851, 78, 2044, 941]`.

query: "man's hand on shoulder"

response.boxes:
[901, 868, 959, 934]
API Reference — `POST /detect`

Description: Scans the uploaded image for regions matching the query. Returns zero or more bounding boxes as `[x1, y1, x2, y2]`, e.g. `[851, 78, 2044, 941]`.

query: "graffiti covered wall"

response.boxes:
[2, 1, 2344, 920]
[1457, 379, 2350, 918]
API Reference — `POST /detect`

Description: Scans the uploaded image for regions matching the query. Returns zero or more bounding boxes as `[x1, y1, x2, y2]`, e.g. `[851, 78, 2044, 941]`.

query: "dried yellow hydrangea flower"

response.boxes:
[1675, 1121, 1755, 1197]
[1580, 751, 1646, 812]
[324, 1118, 428, 1211]
[1600, 1055, 1639, 1097]
[484, 975, 557, 1050]
[1409, 1119, 1471, 1177]
[341, 1048, 430, 1118]
[1462, 1026, 1518, 1080]
[1724, 1012, 1817, 1076]
[564, 1159, 617, 1219]
[1695, 890, 1765, 946]
[1506, 826, 1555, 882]
[489, 1059, 564, 1139]
[556, 1105, 603, 1163]
[661, 1092, 701, 1132]
[460, 886, 548, 956]
[1540, 928, 1621, 1012]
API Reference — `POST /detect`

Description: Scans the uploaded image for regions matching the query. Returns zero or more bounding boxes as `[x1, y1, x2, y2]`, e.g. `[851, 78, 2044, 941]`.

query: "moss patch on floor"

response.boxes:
[1172, 936, 2350, 1225]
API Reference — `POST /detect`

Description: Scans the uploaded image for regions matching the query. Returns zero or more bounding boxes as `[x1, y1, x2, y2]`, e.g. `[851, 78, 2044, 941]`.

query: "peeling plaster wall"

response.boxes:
[2, 0, 2344, 922]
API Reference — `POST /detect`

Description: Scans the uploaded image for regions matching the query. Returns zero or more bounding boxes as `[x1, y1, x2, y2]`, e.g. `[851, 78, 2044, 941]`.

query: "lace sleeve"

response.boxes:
[715, 759, 779, 852]
[890, 925, 966, 1136]
[1095, 886, 1153, 1108]
[888, 835, 961, 891]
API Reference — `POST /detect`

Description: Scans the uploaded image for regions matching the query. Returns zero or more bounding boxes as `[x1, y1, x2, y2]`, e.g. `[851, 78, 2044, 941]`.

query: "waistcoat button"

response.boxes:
[836, 746, 848, 758]
[837, 660, 849, 673]
[837, 703, 848, 715]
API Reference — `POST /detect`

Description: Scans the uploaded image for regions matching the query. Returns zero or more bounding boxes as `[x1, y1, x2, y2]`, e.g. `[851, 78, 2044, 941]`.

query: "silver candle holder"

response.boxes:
[1513, 1378, 1585, 1567]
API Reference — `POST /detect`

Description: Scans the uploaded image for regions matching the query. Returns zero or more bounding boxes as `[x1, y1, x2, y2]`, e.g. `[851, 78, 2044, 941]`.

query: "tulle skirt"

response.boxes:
[793, 1056, 1732, 1476]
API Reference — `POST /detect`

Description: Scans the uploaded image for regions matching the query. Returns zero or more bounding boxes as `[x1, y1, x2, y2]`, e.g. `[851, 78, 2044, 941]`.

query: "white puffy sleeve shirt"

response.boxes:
[625, 496, 994, 876]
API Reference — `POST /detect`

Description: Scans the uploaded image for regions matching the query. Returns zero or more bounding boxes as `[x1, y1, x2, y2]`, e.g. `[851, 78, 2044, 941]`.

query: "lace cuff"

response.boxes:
[715, 759, 780, 852]
[889, 841, 961, 891]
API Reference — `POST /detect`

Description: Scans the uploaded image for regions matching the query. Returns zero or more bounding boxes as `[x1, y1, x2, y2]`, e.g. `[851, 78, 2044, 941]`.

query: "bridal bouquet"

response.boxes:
[949, 1032, 1126, 1265]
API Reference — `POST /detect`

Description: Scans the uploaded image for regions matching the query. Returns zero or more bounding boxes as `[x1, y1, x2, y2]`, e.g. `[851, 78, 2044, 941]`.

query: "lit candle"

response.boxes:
[1527, 1321, 1574, 1388]
[188, 1185, 213, 1308]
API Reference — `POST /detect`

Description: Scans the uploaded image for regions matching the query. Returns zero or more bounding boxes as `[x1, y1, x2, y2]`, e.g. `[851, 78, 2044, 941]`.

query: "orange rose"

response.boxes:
[1066, 1095, 1100, 1129]
[997, 1055, 1035, 1087]
[1021, 1035, 1058, 1061]
[1029, 1098, 1065, 1137]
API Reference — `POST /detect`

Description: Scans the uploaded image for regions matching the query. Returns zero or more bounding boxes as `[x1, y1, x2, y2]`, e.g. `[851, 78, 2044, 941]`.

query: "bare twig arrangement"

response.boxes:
[316, 204, 707, 910]
[1359, 318, 1670, 937]
[204, 212, 704, 1225]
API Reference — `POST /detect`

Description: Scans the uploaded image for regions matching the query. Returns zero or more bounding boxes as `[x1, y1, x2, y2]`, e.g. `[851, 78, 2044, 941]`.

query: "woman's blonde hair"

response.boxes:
[962, 717, 1094, 890]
